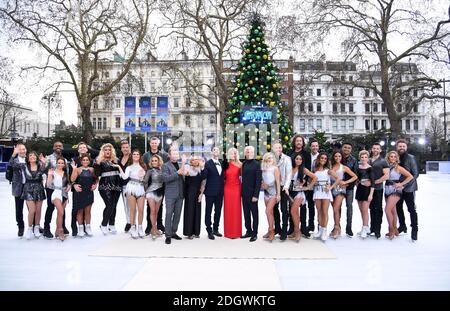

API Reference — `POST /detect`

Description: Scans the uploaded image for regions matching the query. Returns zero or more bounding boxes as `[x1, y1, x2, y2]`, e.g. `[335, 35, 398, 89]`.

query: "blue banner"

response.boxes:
[124, 96, 136, 132]
[139, 97, 152, 132]
[240, 106, 277, 124]
[156, 96, 169, 132]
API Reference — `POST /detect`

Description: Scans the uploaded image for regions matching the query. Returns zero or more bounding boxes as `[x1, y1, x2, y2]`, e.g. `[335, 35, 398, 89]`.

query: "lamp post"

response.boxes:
[43, 93, 55, 137]
[442, 79, 449, 142]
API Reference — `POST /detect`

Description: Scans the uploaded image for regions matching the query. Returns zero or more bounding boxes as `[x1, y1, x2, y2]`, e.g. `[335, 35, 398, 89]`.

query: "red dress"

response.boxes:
[224, 162, 242, 238]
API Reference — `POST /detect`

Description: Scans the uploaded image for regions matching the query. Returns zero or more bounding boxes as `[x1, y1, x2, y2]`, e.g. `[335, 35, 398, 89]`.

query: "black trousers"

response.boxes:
[205, 194, 223, 233]
[99, 190, 120, 227]
[305, 190, 315, 227]
[146, 195, 165, 230]
[369, 189, 384, 234]
[242, 196, 258, 236]
[15, 196, 24, 229]
[396, 191, 418, 231]
[273, 187, 289, 234]
[44, 188, 66, 231]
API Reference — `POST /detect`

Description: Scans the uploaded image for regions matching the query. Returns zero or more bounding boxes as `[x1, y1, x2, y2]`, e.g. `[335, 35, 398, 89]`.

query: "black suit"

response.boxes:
[202, 159, 224, 233]
[241, 159, 262, 237]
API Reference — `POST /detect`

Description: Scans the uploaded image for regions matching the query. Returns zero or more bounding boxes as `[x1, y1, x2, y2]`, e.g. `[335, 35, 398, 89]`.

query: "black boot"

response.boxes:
[398, 225, 407, 234]
[18, 227, 24, 238]
[411, 228, 418, 241]
[346, 225, 353, 237]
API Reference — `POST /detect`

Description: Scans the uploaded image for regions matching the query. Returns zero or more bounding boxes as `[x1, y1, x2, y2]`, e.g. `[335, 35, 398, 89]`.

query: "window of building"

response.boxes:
[308, 89, 313, 96]
[317, 102, 322, 112]
[316, 89, 321, 96]
[348, 89, 353, 96]
[299, 89, 305, 97]
[373, 90, 377, 97]
[381, 119, 387, 129]
[406, 119, 410, 131]
[185, 96, 191, 108]
[340, 75, 345, 81]
[174, 81, 180, 91]
[115, 117, 121, 128]
[373, 119, 378, 130]
[365, 119, 370, 130]
[150, 82, 155, 92]
[103, 71, 109, 79]
[115, 84, 121, 92]
[349, 76, 353, 81]
[308, 102, 314, 112]
[103, 118, 107, 130]
[98, 118, 102, 130]
[413, 89, 418, 97]
[373, 102, 378, 112]
[332, 119, 338, 131]
[381, 103, 386, 112]
[308, 119, 314, 130]
[92, 118, 96, 130]
[414, 119, 419, 130]
[316, 119, 322, 129]
[115, 99, 121, 109]
[340, 119, 346, 130]
[185, 115, 191, 127]
[365, 103, 370, 113]
[173, 97, 180, 108]
[173, 115, 179, 126]
[332, 89, 337, 96]
[413, 104, 418, 113]
[333, 76, 338, 82]
[93, 99, 98, 110]
[151, 70, 155, 77]
[333, 102, 338, 113]
[349, 103, 354, 113]
[299, 119, 305, 131]
[340, 103, 346, 113]
[300, 102, 305, 112]
[349, 119, 354, 130]
[209, 115, 216, 126]
[340, 88, 345, 96]
[365, 89, 370, 97]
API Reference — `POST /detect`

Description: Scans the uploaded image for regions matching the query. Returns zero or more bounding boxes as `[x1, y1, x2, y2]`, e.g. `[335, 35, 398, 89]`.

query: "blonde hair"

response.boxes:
[98, 143, 118, 163]
[227, 148, 242, 165]
[261, 152, 276, 170]
[386, 151, 399, 167]
[359, 150, 369, 159]
[150, 154, 163, 169]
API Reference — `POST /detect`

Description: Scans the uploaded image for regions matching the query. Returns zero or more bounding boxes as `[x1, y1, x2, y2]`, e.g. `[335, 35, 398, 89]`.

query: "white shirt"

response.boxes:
[18, 156, 26, 184]
[212, 159, 222, 175]
[311, 152, 319, 170]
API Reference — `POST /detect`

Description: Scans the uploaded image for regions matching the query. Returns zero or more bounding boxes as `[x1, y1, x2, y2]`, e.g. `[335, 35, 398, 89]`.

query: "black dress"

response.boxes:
[73, 168, 95, 211]
[21, 165, 46, 201]
[183, 170, 203, 237]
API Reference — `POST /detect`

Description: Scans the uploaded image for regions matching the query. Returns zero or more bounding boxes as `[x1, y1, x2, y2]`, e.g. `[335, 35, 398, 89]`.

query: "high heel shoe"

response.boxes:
[56, 228, 65, 241]
[386, 227, 395, 240]
[330, 226, 341, 239]
[266, 229, 275, 242]
[294, 230, 301, 243]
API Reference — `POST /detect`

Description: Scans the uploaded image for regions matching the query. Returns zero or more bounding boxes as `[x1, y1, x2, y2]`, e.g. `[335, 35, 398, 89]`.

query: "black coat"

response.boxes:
[399, 152, 419, 192]
[241, 159, 262, 199]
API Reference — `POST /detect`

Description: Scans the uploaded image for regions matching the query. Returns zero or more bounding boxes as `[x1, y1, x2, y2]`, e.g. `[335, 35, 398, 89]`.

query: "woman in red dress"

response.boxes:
[223, 147, 242, 239]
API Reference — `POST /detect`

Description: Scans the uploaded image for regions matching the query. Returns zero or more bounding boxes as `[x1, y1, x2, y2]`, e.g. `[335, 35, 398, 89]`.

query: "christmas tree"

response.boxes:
[225, 16, 293, 155]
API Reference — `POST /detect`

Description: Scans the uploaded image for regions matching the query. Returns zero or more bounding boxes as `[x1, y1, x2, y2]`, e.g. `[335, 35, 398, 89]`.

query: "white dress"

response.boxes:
[262, 166, 277, 200]
[51, 173, 64, 202]
[121, 164, 146, 197]
[331, 164, 346, 198]
[313, 169, 333, 201]
[291, 170, 306, 201]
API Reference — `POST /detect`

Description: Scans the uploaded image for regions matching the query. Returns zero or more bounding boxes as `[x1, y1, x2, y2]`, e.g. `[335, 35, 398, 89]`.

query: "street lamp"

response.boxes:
[379, 140, 385, 147]
[42, 93, 56, 137]
[441, 79, 449, 142]
[418, 137, 426, 145]
[390, 141, 396, 147]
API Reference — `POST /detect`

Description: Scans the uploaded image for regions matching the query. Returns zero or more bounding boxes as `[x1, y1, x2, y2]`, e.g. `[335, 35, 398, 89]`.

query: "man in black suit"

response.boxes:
[201, 146, 224, 240]
[241, 146, 262, 242]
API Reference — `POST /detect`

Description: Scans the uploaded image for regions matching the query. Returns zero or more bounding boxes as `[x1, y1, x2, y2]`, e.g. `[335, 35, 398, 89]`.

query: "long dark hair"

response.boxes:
[314, 152, 330, 171]
[291, 134, 306, 152]
[331, 150, 343, 167]
[127, 149, 147, 170]
[292, 154, 305, 181]
[26, 151, 41, 171]
[55, 156, 69, 183]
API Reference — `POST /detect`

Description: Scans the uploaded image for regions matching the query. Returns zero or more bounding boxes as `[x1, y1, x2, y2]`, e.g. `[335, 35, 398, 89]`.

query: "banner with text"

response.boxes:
[139, 97, 152, 132]
[124, 96, 136, 132]
[156, 96, 169, 132]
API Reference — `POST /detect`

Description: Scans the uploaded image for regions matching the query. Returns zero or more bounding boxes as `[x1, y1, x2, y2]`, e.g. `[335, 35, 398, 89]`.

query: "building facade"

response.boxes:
[292, 61, 427, 143]
[83, 57, 427, 146]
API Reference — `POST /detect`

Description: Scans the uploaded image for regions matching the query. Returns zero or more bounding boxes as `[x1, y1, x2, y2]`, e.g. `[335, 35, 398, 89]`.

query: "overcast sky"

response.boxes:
[1, 0, 449, 126]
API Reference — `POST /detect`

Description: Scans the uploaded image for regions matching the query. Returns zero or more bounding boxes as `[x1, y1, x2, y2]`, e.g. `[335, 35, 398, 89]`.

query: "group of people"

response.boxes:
[8, 134, 419, 244]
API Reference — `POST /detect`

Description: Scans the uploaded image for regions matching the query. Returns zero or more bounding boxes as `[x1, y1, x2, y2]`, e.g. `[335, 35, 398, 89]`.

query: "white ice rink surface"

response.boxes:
[0, 173, 449, 291]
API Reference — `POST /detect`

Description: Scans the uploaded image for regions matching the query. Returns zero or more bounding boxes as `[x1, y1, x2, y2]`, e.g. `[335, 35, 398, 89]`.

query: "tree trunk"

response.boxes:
[80, 100, 94, 144]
